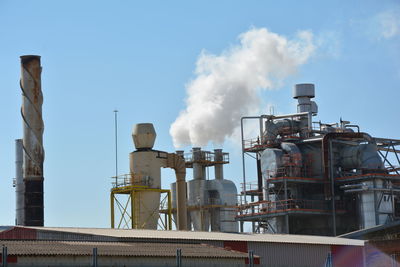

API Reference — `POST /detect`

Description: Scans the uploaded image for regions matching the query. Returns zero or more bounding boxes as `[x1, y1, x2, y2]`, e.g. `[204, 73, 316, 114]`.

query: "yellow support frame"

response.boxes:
[110, 185, 172, 230]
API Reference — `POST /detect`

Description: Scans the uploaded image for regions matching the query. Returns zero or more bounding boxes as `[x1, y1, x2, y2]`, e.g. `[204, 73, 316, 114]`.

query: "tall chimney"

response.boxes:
[20, 55, 44, 226]
[15, 139, 24, 225]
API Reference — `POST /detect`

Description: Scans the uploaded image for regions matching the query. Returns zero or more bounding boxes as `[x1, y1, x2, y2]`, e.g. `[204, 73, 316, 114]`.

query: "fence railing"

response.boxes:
[238, 199, 345, 217]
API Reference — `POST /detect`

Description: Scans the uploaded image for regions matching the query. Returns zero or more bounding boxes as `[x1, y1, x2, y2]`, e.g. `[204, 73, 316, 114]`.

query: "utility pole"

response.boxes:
[113, 110, 118, 186]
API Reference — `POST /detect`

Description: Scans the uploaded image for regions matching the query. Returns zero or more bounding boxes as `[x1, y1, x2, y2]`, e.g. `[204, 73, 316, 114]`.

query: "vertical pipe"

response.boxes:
[329, 140, 336, 236]
[92, 247, 98, 267]
[259, 116, 264, 145]
[15, 139, 24, 225]
[192, 147, 204, 180]
[131, 191, 135, 229]
[110, 192, 115, 228]
[256, 156, 263, 201]
[241, 118, 247, 204]
[167, 153, 188, 231]
[284, 178, 289, 234]
[20, 55, 44, 227]
[113, 110, 118, 185]
[248, 250, 254, 267]
[167, 191, 172, 230]
[251, 195, 255, 232]
[176, 248, 182, 267]
[214, 149, 224, 180]
[307, 111, 312, 131]
[2, 246, 7, 267]
[373, 179, 379, 225]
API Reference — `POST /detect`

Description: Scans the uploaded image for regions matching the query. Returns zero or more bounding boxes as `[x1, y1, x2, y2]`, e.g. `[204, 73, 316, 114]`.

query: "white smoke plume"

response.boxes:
[170, 27, 315, 147]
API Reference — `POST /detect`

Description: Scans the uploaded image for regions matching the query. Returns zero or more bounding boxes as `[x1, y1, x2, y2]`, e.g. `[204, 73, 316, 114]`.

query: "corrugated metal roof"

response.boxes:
[0, 226, 12, 232]
[0, 240, 251, 259]
[23, 226, 364, 246]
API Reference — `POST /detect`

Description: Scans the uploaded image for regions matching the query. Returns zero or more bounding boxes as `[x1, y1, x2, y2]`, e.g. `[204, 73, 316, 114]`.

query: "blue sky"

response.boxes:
[0, 1, 399, 228]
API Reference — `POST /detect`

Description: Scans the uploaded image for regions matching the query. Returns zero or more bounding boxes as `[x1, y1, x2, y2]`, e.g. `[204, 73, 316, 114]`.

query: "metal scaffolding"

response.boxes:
[110, 174, 172, 230]
[238, 113, 400, 235]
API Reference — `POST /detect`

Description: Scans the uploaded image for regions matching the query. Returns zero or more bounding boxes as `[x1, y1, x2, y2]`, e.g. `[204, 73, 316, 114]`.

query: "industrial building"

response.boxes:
[6, 55, 398, 266]
[0, 226, 364, 266]
[236, 83, 400, 236]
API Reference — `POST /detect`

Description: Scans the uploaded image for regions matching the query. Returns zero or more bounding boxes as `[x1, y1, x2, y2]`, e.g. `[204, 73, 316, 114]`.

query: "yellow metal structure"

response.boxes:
[110, 182, 172, 230]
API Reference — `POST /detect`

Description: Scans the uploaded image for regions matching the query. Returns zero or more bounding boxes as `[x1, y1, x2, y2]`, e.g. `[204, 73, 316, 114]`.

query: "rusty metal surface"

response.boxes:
[20, 55, 44, 226]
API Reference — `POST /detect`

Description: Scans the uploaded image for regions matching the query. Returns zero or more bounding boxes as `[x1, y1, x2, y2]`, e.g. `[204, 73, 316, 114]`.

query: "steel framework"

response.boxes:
[110, 175, 172, 230]
[238, 113, 400, 235]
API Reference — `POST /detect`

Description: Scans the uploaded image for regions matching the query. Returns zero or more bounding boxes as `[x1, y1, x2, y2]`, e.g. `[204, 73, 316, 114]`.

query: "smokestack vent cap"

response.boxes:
[293, 83, 315, 99]
[132, 123, 156, 149]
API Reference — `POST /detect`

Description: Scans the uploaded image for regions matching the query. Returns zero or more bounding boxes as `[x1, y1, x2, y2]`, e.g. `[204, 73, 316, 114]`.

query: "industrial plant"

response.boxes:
[237, 83, 400, 237]
[1, 55, 399, 266]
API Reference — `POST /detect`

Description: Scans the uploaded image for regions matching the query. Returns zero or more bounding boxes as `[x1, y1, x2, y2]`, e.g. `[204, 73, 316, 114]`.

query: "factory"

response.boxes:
[237, 83, 400, 237]
[1, 55, 399, 266]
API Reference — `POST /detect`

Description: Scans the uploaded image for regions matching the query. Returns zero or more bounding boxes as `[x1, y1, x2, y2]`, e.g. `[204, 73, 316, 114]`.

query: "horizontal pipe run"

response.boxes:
[344, 188, 400, 193]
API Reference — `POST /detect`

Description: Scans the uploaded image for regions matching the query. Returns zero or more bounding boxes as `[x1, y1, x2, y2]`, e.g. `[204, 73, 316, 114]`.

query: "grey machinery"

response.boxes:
[238, 83, 400, 236]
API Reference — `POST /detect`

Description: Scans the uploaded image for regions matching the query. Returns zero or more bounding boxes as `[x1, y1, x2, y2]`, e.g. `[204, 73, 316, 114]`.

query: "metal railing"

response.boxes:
[238, 199, 345, 217]
[241, 181, 260, 193]
[182, 151, 229, 164]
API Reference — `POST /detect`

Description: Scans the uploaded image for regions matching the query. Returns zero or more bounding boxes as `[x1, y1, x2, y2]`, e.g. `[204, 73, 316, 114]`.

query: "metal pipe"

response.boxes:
[344, 188, 400, 193]
[2, 245, 7, 267]
[329, 140, 336, 236]
[340, 184, 366, 189]
[373, 179, 378, 225]
[284, 177, 289, 234]
[176, 248, 182, 267]
[264, 111, 310, 120]
[92, 247, 98, 267]
[20, 55, 44, 226]
[15, 139, 24, 225]
[166, 153, 188, 230]
[192, 147, 204, 180]
[307, 111, 312, 131]
[214, 149, 223, 180]
[241, 117, 247, 205]
[248, 250, 254, 267]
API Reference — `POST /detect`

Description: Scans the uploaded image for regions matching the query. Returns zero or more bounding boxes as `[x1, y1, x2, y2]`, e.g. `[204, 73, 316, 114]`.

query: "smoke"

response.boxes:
[170, 27, 315, 147]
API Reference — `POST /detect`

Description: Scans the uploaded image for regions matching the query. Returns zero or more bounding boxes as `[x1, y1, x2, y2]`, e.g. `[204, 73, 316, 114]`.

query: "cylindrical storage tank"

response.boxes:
[208, 179, 238, 233]
[187, 180, 210, 231]
[129, 124, 161, 229]
[130, 151, 162, 229]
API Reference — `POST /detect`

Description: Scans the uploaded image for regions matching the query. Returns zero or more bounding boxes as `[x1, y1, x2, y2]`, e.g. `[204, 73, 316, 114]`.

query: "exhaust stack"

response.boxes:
[15, 139, 24, 225]
[20, 55, 44, 226]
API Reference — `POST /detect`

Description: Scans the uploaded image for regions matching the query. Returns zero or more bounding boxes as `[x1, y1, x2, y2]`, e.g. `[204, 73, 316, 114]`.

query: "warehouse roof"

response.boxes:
[0, 240, 251, 259]
[17, 226, 364, 246]
[340, 220, 400, 240]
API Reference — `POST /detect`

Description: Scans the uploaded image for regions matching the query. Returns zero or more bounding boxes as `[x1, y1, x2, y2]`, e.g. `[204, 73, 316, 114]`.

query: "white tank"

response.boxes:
[129, 124, 161, 229]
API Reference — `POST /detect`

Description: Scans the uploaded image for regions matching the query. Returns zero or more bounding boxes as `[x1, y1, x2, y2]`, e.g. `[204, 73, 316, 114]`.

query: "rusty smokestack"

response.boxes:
[20, 55, 44, 226]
